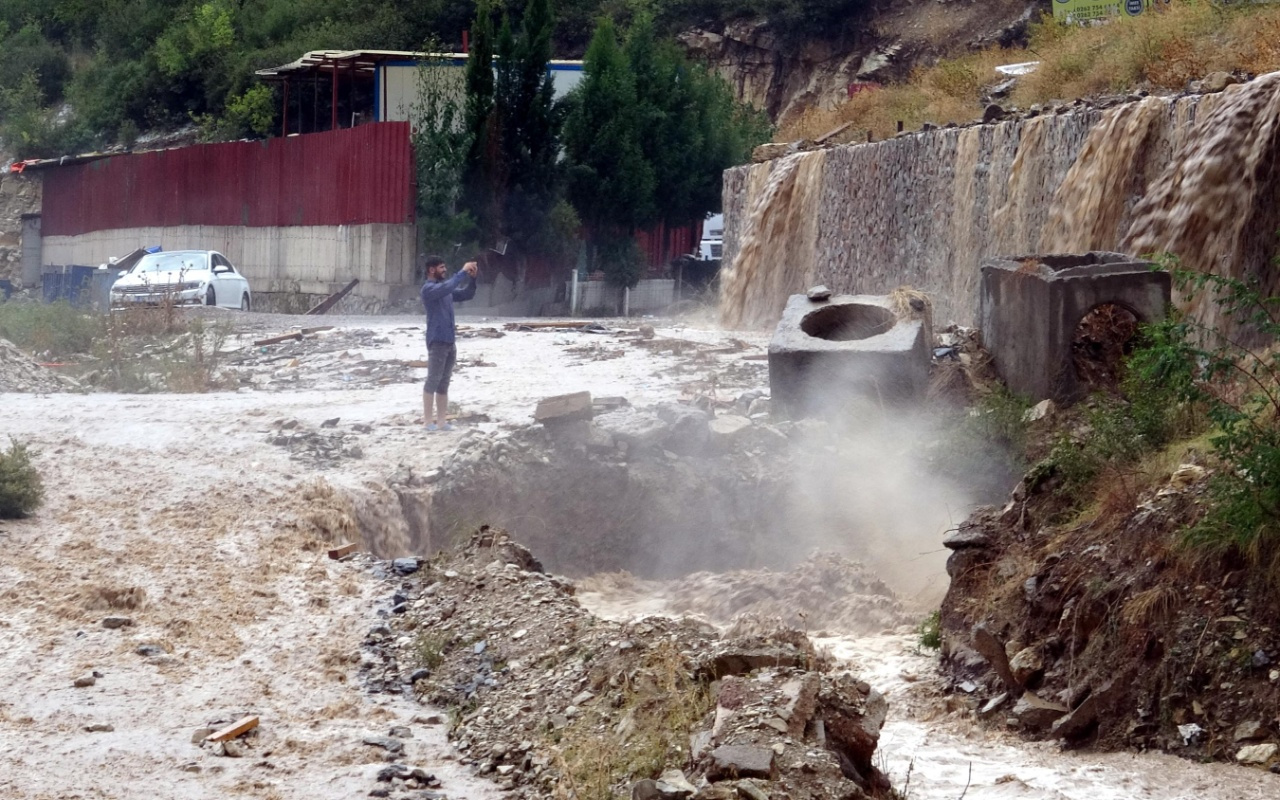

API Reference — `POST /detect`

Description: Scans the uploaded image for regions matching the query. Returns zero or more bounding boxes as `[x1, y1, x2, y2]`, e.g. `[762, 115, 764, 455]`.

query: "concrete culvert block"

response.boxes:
[768, 294, 929, 418]
[980, 252, 1170, 404]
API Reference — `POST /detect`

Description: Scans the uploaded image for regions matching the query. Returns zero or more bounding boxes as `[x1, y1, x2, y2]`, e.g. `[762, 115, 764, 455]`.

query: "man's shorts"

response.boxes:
[424, 341, 457, 394]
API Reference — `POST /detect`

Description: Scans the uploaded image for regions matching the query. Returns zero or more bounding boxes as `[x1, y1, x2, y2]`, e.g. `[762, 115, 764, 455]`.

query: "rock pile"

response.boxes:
[359, 528, 892, 799]
[265, 417, 368, 466]
[0, 336, 78, 393]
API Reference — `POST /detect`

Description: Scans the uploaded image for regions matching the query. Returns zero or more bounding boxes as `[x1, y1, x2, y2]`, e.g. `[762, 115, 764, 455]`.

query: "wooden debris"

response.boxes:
[253, 332, 303, 347]
[503, 320, 595, 330]
[205, 715, 259, 742]
[328, 542, 357, 560]
[305, 279, 359, 316]
[300, 326, 335, 335]
[814, 120, 855, 145]
[741, 354, 770, 361]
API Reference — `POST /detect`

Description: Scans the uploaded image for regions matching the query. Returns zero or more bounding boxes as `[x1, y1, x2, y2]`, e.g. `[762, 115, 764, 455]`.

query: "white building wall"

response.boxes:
[41, 223, 415, 300]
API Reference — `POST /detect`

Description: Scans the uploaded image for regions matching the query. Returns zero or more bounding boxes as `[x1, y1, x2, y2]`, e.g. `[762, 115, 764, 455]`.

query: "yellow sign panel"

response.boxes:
[1052, 0, 1167, 24]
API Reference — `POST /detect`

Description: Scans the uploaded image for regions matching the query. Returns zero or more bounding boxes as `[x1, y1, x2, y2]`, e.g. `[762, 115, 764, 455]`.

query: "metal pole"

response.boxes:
[570, 268, 579, 316]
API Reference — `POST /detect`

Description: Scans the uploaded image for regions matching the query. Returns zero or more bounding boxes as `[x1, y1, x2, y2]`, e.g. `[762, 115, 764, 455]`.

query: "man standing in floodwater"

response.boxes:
[420, 255, 478, 431]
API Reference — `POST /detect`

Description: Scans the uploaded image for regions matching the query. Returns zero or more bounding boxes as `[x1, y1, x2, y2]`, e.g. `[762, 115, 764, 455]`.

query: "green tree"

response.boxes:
[462, 0, 501, 243]
[562, 17, 654, 287]
[412, 38, 476, 254]
[494, 0, 563, 254]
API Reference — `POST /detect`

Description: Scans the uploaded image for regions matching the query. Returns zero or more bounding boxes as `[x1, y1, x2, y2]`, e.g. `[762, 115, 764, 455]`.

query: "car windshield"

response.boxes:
[132, 253, 208, 273]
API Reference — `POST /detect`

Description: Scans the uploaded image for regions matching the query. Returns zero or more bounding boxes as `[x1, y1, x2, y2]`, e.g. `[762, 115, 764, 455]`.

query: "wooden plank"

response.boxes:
[328, 542, 357, 560]
[741, 354, 770, 361]
[503, 320, 594, 330]
[305, 279, 359, 316]
[814, 120, 854, 145]
[205, 715, 259, 742]
[300, 326, 335, 335]
[253, 332, 303, 347]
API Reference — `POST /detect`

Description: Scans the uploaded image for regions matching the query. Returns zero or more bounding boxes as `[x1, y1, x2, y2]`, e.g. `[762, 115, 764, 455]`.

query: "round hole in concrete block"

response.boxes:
[1071, 302, 1140, 391]
[800, 303, 896, 341]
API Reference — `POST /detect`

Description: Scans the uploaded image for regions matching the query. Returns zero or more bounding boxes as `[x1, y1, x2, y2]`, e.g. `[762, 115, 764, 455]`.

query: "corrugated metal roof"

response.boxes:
[41, 123, 414, 236]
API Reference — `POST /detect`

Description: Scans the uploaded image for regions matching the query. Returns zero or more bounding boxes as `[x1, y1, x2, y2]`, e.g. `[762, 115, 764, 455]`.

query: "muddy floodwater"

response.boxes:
[0, 312, 1276, 798]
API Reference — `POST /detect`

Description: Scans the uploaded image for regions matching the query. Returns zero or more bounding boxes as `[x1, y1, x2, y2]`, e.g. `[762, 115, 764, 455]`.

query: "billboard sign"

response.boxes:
[1052, 0, 1168, 24]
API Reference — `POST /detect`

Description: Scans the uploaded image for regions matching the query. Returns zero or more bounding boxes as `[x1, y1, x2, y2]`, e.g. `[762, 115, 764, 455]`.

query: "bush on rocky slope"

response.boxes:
[0, 438, 43, 518]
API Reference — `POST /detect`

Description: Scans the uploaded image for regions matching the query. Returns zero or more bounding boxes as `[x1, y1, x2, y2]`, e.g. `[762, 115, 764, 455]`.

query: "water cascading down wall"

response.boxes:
[720, 73, 1280, 332]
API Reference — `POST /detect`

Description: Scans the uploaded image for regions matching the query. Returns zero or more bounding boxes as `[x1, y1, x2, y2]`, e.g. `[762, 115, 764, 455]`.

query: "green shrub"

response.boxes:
[917, 610, 941, 650]
[0, 438, 44, 519]
[0, 301, 101, 357]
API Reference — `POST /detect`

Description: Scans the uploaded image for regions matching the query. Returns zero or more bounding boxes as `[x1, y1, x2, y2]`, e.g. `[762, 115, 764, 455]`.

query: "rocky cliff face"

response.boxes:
[0, 165, 40, 285]
[680, 0, 1040, 125]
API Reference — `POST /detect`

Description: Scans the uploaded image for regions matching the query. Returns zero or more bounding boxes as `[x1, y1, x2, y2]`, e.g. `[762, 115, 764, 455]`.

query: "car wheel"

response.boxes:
[206, 286, 216, 306]
[240, 293, 251, 312]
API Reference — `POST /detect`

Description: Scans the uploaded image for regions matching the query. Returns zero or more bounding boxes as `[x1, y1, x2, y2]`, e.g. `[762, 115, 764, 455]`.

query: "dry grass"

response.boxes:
[781, 1, 1280, 142]
[552, 641, 712, 800]
[1122, 584, 1181, 627]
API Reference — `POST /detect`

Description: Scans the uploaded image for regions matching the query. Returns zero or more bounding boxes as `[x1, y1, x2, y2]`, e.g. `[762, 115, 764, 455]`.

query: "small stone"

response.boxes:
[1009, 647, 1043, 684]
[363, 736, 405, 754]
[1203, 71, 1237, 93]
[1023, 399, 1056, 422]
[180, 762, 201, 773]
[978, 693, 1009, 717]
[389, 725, 413, 739]
[806, 285, 831, 302]
[1237, 743, 1278, 764]
[191, 727, 216, 743]
[321, 417, 340, 428]
[408, 668, 431, 684]
[572, 690, 595, 706]
[84, 724, 114, 733]
[1012, 691, 1067, 731]
[136, 644, 166, 657]
[222, 740, 245, 758]
[1234, 721, 1268, 742]
[392, 558, 420, 576]
[983, 103, 1007, 123]
[511, 629, 527, 640]
[74, 675, 97, 688]
[102, 616, 133, 629]
[707, 744, 775, 780]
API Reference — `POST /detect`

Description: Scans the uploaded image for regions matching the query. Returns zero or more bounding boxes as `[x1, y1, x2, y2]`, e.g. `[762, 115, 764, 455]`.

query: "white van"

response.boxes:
[695, 213, 724, 261]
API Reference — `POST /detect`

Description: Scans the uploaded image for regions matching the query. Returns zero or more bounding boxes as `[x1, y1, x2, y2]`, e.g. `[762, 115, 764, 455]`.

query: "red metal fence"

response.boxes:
[41, 123, 414, 236]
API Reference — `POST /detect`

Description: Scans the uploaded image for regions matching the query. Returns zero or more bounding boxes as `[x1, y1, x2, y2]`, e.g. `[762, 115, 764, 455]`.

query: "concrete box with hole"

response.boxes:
[768, 293, 930, 417]
[979, 252, 1170, 404]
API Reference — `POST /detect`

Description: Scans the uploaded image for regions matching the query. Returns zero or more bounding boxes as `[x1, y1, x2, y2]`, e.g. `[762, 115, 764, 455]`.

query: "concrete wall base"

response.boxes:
[41, 222, 415, 301]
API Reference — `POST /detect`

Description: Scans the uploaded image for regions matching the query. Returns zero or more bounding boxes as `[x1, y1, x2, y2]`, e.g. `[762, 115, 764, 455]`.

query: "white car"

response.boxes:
[110, 250, 252, 310]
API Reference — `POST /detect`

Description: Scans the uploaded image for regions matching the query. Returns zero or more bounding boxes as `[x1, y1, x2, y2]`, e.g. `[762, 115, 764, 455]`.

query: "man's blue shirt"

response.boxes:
[420, 270, 477, 344]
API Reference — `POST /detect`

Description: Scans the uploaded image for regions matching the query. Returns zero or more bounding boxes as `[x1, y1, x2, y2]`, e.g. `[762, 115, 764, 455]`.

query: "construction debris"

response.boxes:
[204, 715, 259, 742]
[305, 278, 359, 315]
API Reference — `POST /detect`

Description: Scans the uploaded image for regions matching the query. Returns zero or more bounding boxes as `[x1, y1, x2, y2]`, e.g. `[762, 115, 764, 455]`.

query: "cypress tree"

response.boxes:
[562, 18, 654, 287]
